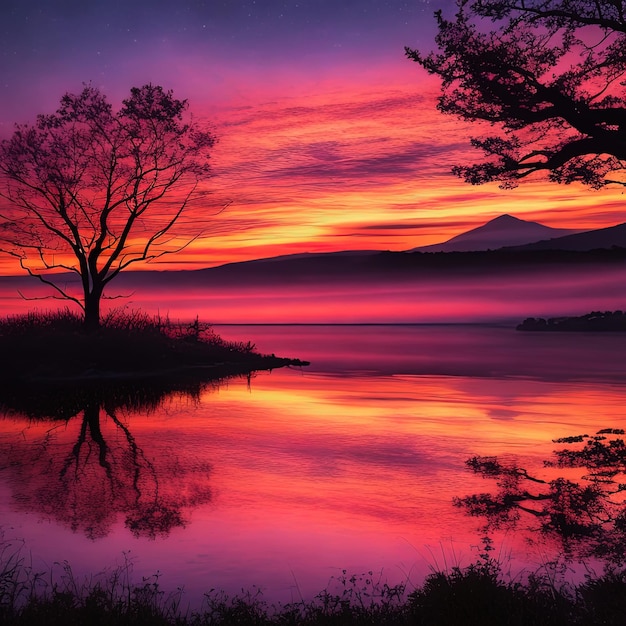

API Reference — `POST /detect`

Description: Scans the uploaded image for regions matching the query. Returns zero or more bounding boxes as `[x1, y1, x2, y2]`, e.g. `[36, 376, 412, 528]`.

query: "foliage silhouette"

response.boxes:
[455, 429, 626, 564]
[407, 0, 626, 190]
[0, 84, 215, 329]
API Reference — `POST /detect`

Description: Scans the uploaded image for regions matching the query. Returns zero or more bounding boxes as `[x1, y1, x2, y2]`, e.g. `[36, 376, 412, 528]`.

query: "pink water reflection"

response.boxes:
[1, 326, 625, 606]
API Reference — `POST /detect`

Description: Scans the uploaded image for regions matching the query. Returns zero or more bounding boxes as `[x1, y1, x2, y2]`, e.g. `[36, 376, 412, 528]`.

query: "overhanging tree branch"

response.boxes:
[407, 0, 626, 190]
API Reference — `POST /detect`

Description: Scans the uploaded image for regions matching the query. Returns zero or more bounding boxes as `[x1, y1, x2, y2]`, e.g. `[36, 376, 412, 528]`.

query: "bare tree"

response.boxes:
[406, 1, 626, 189]
[0, 84, 215, 329]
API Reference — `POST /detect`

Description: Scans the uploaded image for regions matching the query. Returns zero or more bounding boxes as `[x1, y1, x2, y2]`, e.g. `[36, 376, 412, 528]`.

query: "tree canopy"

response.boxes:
[406, 0, 626, 189]
[0, 84, 215, 329]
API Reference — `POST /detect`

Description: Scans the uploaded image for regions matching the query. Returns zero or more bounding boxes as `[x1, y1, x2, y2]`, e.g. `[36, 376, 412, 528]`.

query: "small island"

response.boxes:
[517, 310, 626, 332]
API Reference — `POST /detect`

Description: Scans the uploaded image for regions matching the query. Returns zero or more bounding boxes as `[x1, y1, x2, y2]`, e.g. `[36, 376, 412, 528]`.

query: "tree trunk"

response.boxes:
[84, 288, 102, 331]
[84, 402, 112, 476]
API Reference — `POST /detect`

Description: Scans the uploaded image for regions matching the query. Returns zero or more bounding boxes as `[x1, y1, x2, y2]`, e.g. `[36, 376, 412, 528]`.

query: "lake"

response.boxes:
[1, 324, 626, 608]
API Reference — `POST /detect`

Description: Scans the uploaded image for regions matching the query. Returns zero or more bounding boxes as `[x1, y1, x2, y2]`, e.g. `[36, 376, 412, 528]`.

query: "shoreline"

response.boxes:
[517, 310, 626, 332]
[13, 354, 309, 385]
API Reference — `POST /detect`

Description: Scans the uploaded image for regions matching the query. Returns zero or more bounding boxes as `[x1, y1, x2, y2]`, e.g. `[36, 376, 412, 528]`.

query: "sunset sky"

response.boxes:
[1, 0, 624, 271]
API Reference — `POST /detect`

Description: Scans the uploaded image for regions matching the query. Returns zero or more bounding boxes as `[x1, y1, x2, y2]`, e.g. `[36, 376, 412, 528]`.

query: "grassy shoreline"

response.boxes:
[0, 309, 308, 419]
[0, 309, 308, 385]
[1, 549, 625, 625]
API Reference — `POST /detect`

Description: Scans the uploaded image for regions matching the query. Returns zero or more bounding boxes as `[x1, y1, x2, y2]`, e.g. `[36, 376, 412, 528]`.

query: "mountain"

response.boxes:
[110, 217, 625, 288]
[409, 214, 579, 253]
[247, 250, 380, 263]
[509, 222, 626, 251]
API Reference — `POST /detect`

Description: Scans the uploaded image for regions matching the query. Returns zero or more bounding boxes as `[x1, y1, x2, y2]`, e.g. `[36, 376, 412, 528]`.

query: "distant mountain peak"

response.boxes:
[409, 214, 579, 253]
[491, 213, 521, 223]
[477, 214, 538, 233]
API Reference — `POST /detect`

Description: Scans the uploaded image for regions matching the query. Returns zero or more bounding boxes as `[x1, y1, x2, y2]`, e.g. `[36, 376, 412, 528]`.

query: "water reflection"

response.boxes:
[0, 381, 214, 540]
[217, 324, 626, 384]
[455, 429, 626, 565]
[2, 325, 626, 605]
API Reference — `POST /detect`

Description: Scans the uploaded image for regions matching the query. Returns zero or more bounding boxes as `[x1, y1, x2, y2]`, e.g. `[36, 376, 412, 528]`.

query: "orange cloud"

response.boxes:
[1, 69, 623, 275]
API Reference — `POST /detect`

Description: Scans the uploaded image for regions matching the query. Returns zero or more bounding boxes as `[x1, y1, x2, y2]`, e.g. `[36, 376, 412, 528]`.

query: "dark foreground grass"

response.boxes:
[2, 543, 626, 626]
[0, 309, 307, 384]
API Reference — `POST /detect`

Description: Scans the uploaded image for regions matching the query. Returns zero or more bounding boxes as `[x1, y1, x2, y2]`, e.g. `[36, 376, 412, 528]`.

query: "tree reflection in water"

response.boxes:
[0, 379, 216, 540]
[456, 429, 626, 565]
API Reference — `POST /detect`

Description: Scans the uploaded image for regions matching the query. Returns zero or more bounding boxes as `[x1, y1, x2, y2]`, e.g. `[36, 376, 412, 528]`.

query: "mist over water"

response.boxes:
[87, 265, 626, 323]
[1, 263, 625, 323]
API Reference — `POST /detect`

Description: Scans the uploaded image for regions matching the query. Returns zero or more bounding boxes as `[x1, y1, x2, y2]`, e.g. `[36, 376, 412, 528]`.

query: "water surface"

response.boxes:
[1, 324, 625, 606]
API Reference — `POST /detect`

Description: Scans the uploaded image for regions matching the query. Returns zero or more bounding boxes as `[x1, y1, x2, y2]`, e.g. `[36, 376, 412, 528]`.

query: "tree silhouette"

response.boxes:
[0, 84, 215, 330]
[0, 387, 213, 540]
[455, 429, 626, 564]
[406, 1, 626, 189]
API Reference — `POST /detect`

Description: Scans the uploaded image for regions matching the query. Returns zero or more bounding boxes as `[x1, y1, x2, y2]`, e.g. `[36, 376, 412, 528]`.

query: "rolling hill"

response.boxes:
[509, 222, 626, 251]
